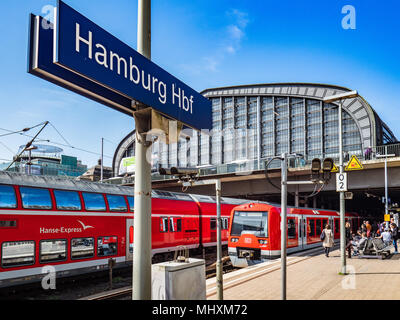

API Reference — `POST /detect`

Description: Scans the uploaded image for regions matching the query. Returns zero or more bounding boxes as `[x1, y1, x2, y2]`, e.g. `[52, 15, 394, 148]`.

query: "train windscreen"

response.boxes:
[231, 211, 268, 237]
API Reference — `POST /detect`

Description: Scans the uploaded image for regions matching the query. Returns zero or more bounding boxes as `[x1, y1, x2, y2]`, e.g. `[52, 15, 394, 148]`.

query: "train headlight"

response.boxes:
[231, 238, 239, 243]
[258, 239, 267, 245]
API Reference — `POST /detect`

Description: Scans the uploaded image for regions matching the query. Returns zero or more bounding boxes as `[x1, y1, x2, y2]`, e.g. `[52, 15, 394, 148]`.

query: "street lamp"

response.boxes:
[323, 90, 358, 275]
[376, 147, 396, 226]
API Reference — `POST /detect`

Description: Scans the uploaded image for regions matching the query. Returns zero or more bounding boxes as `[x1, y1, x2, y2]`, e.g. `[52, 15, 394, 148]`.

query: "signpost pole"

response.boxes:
[215, 179, 223, 300]
[132, 0, 152, 300]
[339, 100, 346, 275]
[100, 137, 104, 182]
[384, 146, 389, 228]
[281, 153, 287, 300]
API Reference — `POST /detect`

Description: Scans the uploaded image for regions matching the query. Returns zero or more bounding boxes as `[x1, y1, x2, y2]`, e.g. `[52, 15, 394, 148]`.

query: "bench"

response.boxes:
[358, 238, 392, 259]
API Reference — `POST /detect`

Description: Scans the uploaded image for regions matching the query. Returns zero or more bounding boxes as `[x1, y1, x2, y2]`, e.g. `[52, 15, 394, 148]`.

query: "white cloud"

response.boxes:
[228, 25, 244, 40]
[179, 8, 249, 74]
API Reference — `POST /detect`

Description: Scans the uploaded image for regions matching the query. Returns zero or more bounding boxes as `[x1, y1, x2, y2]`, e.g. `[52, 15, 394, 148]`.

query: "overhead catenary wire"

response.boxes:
[48, 122, 73, 147]
[264, 156, 325, 200]
[0, 123, 113, 159]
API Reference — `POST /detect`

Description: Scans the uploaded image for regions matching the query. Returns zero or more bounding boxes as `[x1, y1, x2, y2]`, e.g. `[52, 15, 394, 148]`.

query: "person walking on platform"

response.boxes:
[321, 224, 334, 257]
[390, 223, 399, 254]
[345, 222, 352, 258]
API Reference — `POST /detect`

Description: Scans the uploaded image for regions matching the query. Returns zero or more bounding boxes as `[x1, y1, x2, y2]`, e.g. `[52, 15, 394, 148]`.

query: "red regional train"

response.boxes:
[228, 202, 361, 267]
[0, 171, 248, 288]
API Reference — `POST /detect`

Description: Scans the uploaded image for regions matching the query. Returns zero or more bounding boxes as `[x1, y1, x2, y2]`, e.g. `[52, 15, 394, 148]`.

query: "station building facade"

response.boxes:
[113, 83, 397, 176]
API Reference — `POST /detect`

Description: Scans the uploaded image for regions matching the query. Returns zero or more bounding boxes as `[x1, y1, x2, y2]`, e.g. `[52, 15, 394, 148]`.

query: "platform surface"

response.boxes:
[206, 246, 400, 300]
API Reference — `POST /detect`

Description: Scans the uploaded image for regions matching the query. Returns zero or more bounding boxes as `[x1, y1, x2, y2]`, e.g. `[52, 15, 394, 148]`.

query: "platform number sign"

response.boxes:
[336, 173, 348, 192]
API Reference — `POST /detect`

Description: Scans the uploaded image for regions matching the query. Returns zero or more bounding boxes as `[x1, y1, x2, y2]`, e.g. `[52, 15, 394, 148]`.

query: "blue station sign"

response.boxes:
[51, 0, 211, 131]
[28, 14, 133, 115]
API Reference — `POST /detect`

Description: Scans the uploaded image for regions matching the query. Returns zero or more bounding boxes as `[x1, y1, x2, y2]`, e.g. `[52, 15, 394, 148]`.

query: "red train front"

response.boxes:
[228, 202, 361, 267]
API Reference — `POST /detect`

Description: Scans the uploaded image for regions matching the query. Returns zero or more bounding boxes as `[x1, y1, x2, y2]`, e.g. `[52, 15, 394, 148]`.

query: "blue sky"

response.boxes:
[0, 0, 399, 167]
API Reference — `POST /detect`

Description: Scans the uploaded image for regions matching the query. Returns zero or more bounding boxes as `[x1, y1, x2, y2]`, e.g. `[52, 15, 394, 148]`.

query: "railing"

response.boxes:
[147, 143, 400, 182]
[102, 143, 400, 185]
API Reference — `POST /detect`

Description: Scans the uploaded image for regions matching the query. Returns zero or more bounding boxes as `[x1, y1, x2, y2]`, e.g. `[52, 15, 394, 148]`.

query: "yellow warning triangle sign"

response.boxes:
[331, 163, 339, 172]
[345, 155, 364, 171]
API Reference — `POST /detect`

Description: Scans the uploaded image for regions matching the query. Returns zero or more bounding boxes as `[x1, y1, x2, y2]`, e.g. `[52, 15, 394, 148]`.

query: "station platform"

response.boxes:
[206, 246, 400, 300]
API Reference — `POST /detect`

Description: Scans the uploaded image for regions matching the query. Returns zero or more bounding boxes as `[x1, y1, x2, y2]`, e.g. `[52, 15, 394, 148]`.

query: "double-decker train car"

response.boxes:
[0, 171, 248, 288]
[228, 202, 361, 267]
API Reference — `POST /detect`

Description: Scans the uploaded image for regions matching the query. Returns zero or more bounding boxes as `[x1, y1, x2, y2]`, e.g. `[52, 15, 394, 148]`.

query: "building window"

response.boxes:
[54, 190, 81, 211]
[20, 187, 52, 210]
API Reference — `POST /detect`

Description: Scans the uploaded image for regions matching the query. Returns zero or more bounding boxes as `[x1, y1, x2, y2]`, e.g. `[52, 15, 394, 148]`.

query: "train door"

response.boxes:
[299, 216, 307, 249]
[287, 217, 298, 248]
[210, 218, 217, 243]
[126, 219, 134, 261]
[333, 218, 340, 240]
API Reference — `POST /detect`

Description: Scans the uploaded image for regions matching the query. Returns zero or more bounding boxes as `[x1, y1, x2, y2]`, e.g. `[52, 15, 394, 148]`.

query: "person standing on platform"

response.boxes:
[361, 221, 367, 235]
[321, 224, 334, 257]
[390, 223, 399, 254]
[366, 221, 372, 238]
[345, 222, 352, 258]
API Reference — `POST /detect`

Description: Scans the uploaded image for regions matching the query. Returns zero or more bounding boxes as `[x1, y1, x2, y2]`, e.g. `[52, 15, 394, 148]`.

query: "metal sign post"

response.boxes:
[27, 0, 212, 300]
[181, 178, 223, 300]
[376, 146, 396, 228]
[278, 155, 333, 300]
[280, 153, 287, 301]
[132, 0, 152, 301]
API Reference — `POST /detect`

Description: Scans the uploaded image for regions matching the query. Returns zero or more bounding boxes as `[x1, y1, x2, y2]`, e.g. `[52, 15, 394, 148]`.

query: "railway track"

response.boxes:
[79, 255, 236, 300]
[80, 286, 133, 300]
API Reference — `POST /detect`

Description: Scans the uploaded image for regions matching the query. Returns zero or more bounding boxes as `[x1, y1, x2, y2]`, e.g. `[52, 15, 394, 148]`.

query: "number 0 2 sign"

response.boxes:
[336, 173, 348, 192]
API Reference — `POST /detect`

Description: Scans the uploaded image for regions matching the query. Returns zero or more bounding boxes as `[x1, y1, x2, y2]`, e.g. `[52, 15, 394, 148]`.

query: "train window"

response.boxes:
[231, 211, 268, 237]
[316, 219, 322, 236]
[222, 218, 229, 230]
[106, 195, 128, 212]
[82, 193, 106, 211]
[127, 196, 134, 212]
[210, 218, 217, 230]
[97, 237, 118, 257]
[40, 240, 67, 263]
[0, 220, 17, 228]
[288, 219, 296, 239]
[2, 241, 35, 268]
[0, 185, 17, 208]
[308, 219, 315, 236]
[129, 227, 133, 253]
[322, 219, 328, 229]
[168, 218, 182, 232]
[54, 190, 81, 211]
[160, 217, 168, 232]
[71, 238, 94, 259]
[20, 187, 52, 210]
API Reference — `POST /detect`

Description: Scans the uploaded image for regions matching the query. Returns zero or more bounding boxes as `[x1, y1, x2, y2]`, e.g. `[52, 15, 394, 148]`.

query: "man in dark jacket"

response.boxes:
[345, 222, 352, 258]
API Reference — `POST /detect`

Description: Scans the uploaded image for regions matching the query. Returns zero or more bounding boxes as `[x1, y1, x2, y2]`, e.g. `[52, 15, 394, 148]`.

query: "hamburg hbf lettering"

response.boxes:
[75, 23, 194, 114]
